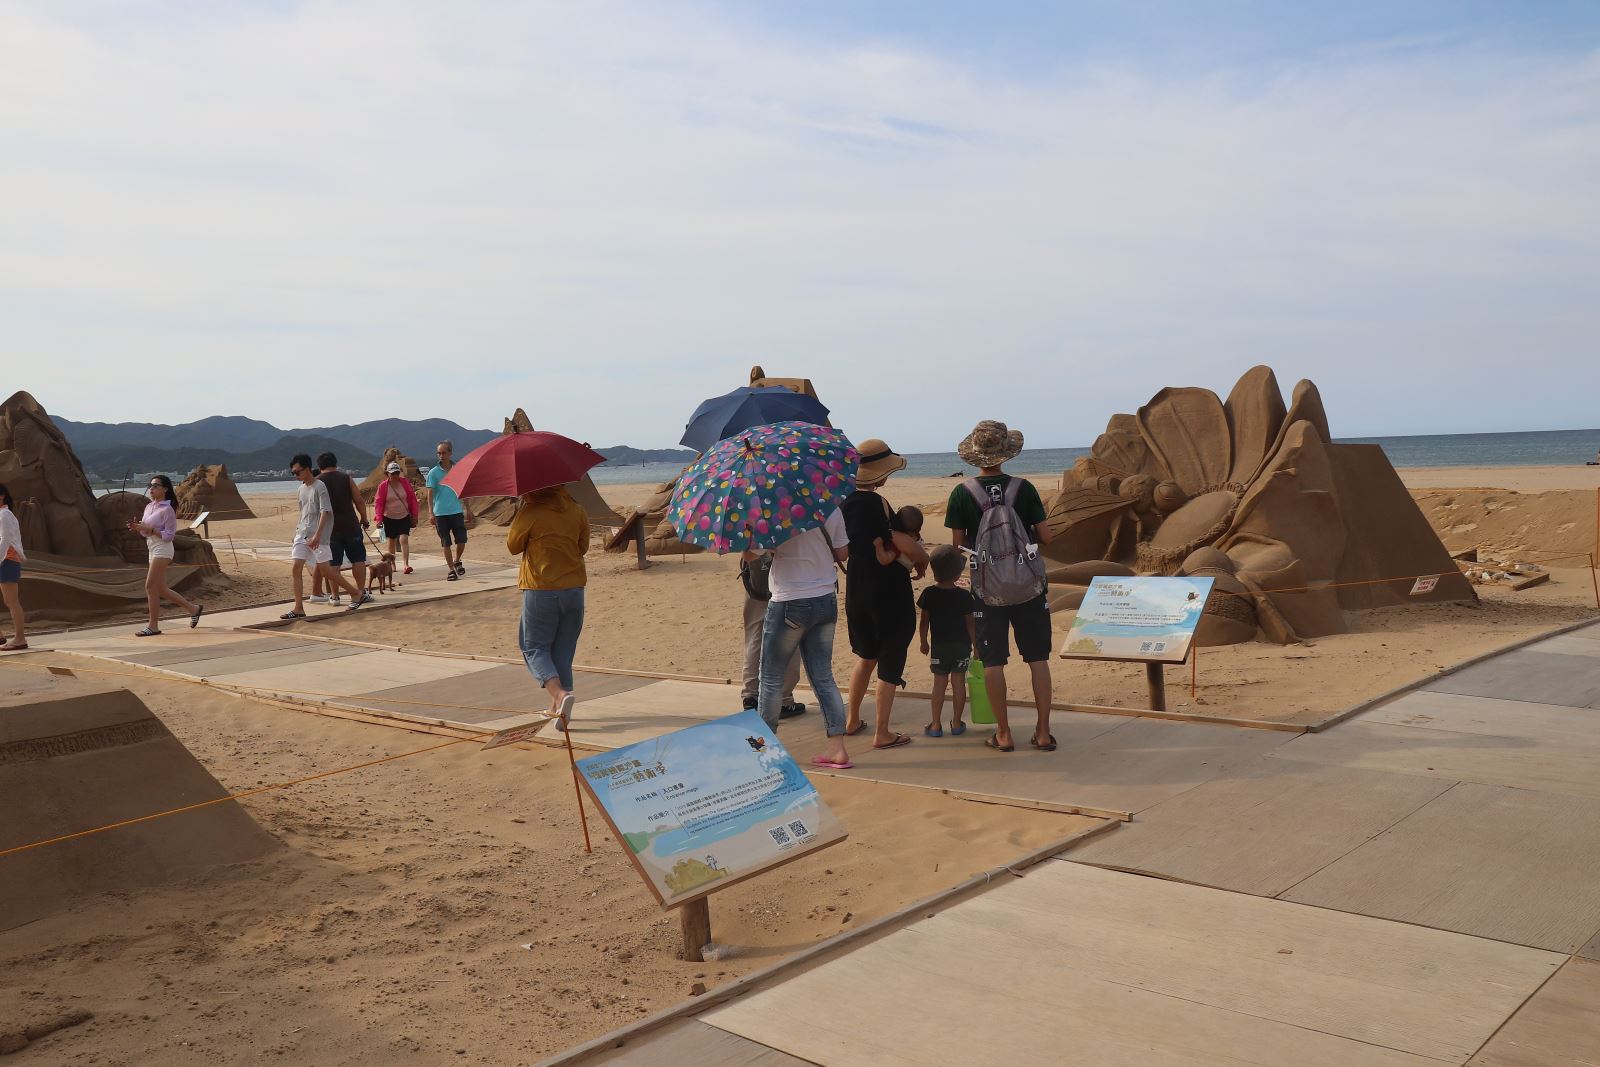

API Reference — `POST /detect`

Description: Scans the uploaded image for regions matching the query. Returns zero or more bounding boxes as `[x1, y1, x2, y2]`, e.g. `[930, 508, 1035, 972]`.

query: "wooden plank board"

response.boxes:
[1425, 648, 1600, 709]
[783, 713, 1290, 816]
[1267, 720, 1600, 800]
[1282, 782, 1600, 953]
[1468, 957, 1600, 1066]
[1523, 634, 1600, 659]
[702, 862, 1559, 1065]
[1579, 926, 1600, 961]
[174, 642, 367, 678]
[1555, 621, 1600, 642]
[109, 634, 315, 666]
[341, 665, 654, 725]
[587, 1020, 811, 1065]
[558, 679, 736, 749]
[1070, 758, 1453, 896]
[1364, 690, 1600, 749]
[210, 649, 501, 698]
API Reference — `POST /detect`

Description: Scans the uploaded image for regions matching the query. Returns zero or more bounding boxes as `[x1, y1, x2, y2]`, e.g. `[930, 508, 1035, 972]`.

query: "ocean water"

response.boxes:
[93, 428, 1600, 496]
[587, 428, 1600, 485]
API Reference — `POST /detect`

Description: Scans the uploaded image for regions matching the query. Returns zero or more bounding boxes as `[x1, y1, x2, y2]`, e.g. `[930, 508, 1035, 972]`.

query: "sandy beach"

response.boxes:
[7, 462, 1600, 1061]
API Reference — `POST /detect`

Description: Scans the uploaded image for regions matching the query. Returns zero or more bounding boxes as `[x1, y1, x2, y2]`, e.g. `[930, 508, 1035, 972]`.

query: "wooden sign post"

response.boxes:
[573, 710, 846, 962]
[1059, 576, 1215, 714]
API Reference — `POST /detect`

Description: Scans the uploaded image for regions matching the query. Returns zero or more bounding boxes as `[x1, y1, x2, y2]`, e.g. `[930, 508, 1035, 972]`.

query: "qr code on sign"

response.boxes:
[767, 825, 792, 846]
[787, 819, 809, 839]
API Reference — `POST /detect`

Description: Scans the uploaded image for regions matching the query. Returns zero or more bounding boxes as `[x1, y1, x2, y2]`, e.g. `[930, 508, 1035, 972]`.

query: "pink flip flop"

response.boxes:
[810, 756, 854, 770]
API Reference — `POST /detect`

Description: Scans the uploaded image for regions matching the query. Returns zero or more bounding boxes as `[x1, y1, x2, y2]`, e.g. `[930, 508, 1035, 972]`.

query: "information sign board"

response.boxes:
[575, 710, 846, 908]
[481, 717, 552, 751]
[1060, 575, 1215, 664]
[1410, 575, 1439, 595]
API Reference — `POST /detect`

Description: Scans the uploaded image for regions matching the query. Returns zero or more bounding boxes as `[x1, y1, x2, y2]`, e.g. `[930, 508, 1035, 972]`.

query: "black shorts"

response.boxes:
[435, 512, 468, 547]
[974, 594, 1052, 667]
[328, 533, 367, 567]
[845, 589, 916, 687]
[928, 642, 972, 676]
[382, 516, 412, 540]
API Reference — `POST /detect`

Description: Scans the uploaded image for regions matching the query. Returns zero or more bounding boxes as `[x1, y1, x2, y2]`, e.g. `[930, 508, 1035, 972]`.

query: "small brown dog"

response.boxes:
[367, 552, 398, 594]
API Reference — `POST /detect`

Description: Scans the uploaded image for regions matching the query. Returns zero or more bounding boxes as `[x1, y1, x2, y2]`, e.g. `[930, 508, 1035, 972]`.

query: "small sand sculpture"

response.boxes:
[606, 368, 821, 558]
[175, 463, 255, 521]
[469, 409, 627, 529]
[0, 391, 221, 620]
[359, 446, 426, 505]
[1043, 366, 1473, 645]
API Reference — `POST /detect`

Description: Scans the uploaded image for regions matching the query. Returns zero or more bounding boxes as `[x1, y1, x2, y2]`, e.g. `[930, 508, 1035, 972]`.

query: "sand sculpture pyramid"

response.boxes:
[1043, 365, 1474, 645]
[359, 445, 426, 506]
[605, 366, 821, 558]
[1, 674, 279, 932]
[0, 391, 221, 620]
[176, 463, 255, 521]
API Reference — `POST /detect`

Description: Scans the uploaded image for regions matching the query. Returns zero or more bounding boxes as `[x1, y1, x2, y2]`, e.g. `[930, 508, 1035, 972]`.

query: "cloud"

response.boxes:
[2, 2, 1596, 447]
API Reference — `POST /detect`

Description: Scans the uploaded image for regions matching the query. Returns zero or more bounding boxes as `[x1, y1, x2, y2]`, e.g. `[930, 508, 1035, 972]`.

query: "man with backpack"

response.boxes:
[944, 420, 1056, 753]
[740, 552, 805, 719]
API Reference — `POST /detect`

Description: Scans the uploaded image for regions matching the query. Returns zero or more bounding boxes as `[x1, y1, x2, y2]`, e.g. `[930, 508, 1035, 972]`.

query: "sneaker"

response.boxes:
[742, 697, 758, 711]
[779, 702, 807, 720]
[308, 595, 331, 605]
[354, 593, 374, 606]
[329, 595, 342, 605]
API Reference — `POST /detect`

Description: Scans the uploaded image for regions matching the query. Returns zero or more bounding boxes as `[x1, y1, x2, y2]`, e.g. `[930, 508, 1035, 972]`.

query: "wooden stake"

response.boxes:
[225, 534, 240, 570]
[633, 515, 651, 571]
[681, 897, 711, 962]
[1145, 661, 1166, 712]
[1590, 553, 1599, 613]
[563, 725, 592, 854]
[1190, 648, 1197, 701]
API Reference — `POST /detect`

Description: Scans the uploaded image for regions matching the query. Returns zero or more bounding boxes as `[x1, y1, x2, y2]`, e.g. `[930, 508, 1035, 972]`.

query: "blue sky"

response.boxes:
[2, 2, 1597, 451]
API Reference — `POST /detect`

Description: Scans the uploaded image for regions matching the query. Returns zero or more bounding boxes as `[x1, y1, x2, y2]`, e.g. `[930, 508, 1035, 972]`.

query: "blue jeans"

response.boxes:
[519, 587, 585, 691]
[759, 593, 847, 735]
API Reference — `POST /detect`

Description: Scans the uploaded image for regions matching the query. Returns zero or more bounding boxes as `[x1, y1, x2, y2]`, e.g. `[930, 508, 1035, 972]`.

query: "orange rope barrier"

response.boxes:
[0, 734, 475, 860]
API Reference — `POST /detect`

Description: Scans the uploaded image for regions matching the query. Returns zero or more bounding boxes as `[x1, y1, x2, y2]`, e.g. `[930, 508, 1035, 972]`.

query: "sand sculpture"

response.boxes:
[176, 463, 255, 521]
[1, 674, 278, 932]
[466, 409, 627, 530]
[606, 367, 820, 558]
[1043, 366, 1474, 644]
[358, 445, 427, 507]
[0, 391, 221, 621]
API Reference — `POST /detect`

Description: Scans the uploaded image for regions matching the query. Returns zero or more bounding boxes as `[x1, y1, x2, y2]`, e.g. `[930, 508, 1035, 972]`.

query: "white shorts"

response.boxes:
[147, 541, 175, 561]
[292, 539, 333, 565]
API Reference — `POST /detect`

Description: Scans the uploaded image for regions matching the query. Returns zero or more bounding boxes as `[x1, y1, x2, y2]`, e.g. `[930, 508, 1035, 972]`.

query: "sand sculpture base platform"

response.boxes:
[0, 669, 278, 932]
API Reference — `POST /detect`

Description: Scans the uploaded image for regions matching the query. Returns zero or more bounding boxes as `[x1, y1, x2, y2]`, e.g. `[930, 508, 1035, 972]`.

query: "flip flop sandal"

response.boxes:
[0, 641, 28, 651]
[924, 725, 943, 738]
[190, 604, 205, 629]
[844, 721, 871, 736]
[1031, 734, 1058, 752]
[554, 693, 575, 730]
[279, 610, 306, 621]
[984, 734, 1015, 752]
[873, 733, 913, 750]
[134, 627, 161, 637]
[810, 756, 854, 770]
[949, 722, 967, 736]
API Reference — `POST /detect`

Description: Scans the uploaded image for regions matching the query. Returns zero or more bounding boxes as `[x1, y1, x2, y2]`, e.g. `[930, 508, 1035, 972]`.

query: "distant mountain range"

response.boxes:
[58, 415, 694, 482]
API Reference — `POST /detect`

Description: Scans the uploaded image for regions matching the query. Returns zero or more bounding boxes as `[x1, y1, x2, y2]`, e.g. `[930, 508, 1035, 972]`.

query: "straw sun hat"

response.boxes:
[957, 420, 1024, 469]
[855, 438, 907, 487]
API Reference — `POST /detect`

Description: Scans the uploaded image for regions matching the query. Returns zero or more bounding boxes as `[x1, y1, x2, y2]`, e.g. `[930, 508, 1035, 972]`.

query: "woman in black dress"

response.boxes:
[842, 439, 928, 750]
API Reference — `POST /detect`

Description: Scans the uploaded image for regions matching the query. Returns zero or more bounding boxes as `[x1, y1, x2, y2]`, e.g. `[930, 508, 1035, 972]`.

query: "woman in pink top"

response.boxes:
[373, 462, 419, 574]
[0, 482, 27, 651]
[127, 474, 203, 636]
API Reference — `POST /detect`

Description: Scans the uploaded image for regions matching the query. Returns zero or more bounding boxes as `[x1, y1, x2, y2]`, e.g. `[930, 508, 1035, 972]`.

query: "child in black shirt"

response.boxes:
[917, 545, 977, 737]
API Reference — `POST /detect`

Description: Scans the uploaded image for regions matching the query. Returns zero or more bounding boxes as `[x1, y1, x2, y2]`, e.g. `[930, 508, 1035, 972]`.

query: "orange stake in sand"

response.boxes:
[564, 727, 593, 854]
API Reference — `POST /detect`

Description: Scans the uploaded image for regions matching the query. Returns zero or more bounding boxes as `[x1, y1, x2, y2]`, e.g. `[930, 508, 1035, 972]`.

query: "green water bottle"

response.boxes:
[967, 655, 995, 725]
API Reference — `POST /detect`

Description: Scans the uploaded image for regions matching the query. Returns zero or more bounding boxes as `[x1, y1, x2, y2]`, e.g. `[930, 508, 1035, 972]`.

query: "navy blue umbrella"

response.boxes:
[679, 386, 831, 452]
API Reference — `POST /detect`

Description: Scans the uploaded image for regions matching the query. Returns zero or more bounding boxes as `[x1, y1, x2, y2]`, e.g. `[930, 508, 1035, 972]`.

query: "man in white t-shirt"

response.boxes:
[284, 453, 364, 619]
[746, 508, 855, 768]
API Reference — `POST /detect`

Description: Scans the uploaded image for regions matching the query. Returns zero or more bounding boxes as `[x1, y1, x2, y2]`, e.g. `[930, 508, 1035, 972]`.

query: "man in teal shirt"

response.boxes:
[426, 440, 468, 579]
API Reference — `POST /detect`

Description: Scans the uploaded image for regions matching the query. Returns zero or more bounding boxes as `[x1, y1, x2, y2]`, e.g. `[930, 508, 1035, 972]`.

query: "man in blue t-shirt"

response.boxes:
[426, 440, 468, 579]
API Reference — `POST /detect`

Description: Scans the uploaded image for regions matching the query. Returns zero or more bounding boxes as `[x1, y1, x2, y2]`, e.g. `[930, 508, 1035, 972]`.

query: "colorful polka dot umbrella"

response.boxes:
[668, 421, 859, 554]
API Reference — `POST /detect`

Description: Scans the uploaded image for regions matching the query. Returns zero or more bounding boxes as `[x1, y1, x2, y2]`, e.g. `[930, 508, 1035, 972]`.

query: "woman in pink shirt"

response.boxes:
[373, 462, 419, 575]
[0, 482, 27, 651]
[128, 474, 203, 636]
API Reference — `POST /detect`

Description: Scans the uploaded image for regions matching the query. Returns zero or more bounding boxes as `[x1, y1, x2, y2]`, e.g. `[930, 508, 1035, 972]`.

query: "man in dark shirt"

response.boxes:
[313, 452, 371, 605]
[943, 420, 1056, 752]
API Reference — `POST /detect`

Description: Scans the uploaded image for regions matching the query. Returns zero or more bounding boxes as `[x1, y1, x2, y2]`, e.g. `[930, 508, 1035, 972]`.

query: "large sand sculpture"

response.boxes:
[606, 367, 817, 558]
[0, 673, 279, 931]
[0, 391, 221, 621]
[358, 445, 427, 507]
[176, 463, 254, 521]
[1044, 366, 1474, 644]
[470, 409, 627, 530]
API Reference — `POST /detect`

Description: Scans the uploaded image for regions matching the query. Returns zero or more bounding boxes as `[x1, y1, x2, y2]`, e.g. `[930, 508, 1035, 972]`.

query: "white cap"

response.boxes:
[386, 462, 403, 473]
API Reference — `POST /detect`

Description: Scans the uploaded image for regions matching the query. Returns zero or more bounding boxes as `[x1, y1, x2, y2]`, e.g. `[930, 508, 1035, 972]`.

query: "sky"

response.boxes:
[2, 1, 1597, 452]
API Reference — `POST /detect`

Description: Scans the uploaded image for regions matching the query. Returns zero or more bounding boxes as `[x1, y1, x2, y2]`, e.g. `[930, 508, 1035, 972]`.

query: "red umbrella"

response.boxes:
[441, 430, 607, 498]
